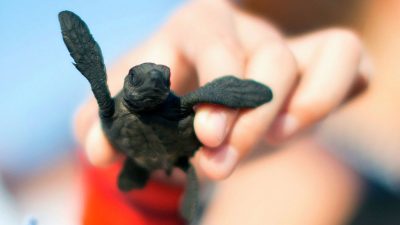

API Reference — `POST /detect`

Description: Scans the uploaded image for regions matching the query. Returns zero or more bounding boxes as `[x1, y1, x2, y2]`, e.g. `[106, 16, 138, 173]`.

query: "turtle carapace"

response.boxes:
[58, 10, 273, 223]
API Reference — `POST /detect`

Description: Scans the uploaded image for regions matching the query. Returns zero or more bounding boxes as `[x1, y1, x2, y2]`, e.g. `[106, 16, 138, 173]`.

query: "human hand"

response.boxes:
[75, 0, 371, 180]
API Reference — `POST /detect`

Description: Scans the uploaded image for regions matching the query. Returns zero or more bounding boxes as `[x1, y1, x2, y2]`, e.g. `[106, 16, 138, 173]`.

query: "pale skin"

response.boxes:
[75, 0, 371, 181]
[200, 138, 363, 225]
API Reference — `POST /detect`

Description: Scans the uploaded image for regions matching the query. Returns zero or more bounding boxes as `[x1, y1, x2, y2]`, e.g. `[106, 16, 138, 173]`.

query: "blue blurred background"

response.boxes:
[0, 0, 183, 176]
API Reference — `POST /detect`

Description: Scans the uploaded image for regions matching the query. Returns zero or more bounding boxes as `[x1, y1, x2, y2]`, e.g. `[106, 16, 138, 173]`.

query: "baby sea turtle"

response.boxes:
[58, 11, 273, 223]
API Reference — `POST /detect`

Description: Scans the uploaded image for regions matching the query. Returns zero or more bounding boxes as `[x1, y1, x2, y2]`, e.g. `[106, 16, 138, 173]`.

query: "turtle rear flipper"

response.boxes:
[59, 11, 114, 118]
[181, 76, 273, 110]
[118, 158, 150, 191]
[180, 164, 199, 224]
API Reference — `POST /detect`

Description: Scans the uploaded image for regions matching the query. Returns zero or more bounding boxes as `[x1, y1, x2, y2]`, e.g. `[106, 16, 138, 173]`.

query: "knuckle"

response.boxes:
[325, 28, 363, 52]
[255, 40, 298, 80]
[198, 41, 245, 64]
[260, 40, 297, 68]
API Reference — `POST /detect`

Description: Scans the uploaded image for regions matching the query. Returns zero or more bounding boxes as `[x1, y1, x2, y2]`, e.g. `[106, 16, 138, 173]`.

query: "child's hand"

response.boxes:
[75, 0, 372, 180]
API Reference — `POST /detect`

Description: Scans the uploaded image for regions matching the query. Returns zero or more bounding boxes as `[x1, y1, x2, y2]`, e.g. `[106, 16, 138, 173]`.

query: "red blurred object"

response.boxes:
[80, 152, 185, 225]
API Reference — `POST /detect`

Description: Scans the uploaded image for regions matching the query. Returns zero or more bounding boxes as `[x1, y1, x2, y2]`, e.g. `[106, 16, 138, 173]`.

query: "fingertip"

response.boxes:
[266, 114, 299, 143]
[194, 105, 237, 148]
[194, 106, 226, 147]
[198, 145, 239, 180]
[85, 121, 118, 167]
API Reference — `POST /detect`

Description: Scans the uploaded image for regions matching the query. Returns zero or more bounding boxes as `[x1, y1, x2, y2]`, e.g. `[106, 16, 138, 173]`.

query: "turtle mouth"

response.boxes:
[124, 87, 169, 112]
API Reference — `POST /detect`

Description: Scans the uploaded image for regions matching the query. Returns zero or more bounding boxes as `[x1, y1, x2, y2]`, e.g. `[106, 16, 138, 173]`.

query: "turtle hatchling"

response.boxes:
[58, 10, 273, 223]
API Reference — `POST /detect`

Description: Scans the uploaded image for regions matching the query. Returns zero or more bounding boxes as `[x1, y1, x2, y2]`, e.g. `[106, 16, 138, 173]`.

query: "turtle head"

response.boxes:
[123, 63, 171, 112]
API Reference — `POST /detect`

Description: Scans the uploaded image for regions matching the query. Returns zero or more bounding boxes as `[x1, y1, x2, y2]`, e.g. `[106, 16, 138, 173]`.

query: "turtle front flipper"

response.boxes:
[181, 76, 273, 110]
[180, 163, 199, 224]
[58, 11, 114, 118]
[118, 158, 150, 192]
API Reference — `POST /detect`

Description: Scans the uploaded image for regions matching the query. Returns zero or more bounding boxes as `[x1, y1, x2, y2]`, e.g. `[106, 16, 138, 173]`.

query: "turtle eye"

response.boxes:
[162, 67, 171, 87]
[130, 72, 139, 86]
[164, 78, 170, 87]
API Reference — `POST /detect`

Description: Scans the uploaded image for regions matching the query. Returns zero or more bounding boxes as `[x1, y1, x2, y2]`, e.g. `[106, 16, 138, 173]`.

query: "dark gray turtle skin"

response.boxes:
[58, 10, 273, 223]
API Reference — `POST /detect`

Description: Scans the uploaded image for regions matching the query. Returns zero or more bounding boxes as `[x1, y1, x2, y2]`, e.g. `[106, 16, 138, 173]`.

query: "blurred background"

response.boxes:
[1, 0, 400, 225]
[0, 1, 182, 224]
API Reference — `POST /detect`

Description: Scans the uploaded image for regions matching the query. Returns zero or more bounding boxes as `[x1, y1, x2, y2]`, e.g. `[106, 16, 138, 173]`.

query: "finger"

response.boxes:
[286, 28, 372, 95]
[267, 29, 372, 142]
[185, 35, 246, 148]
[194, 104, 238, 148]
[195, 12, 297, 179]
[85, 120, 118, 166]
[76, 34, 193, 166]
[198, 40, 298, 180]
[198, 12, 296, 179]
[164, 0, 249, 148]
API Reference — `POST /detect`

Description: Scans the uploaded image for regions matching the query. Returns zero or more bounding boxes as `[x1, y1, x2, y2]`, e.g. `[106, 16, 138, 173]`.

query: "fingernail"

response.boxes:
[207, 110, 228, 144]
[269, 114, 298, 141]
[199, 145, 239, 180]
